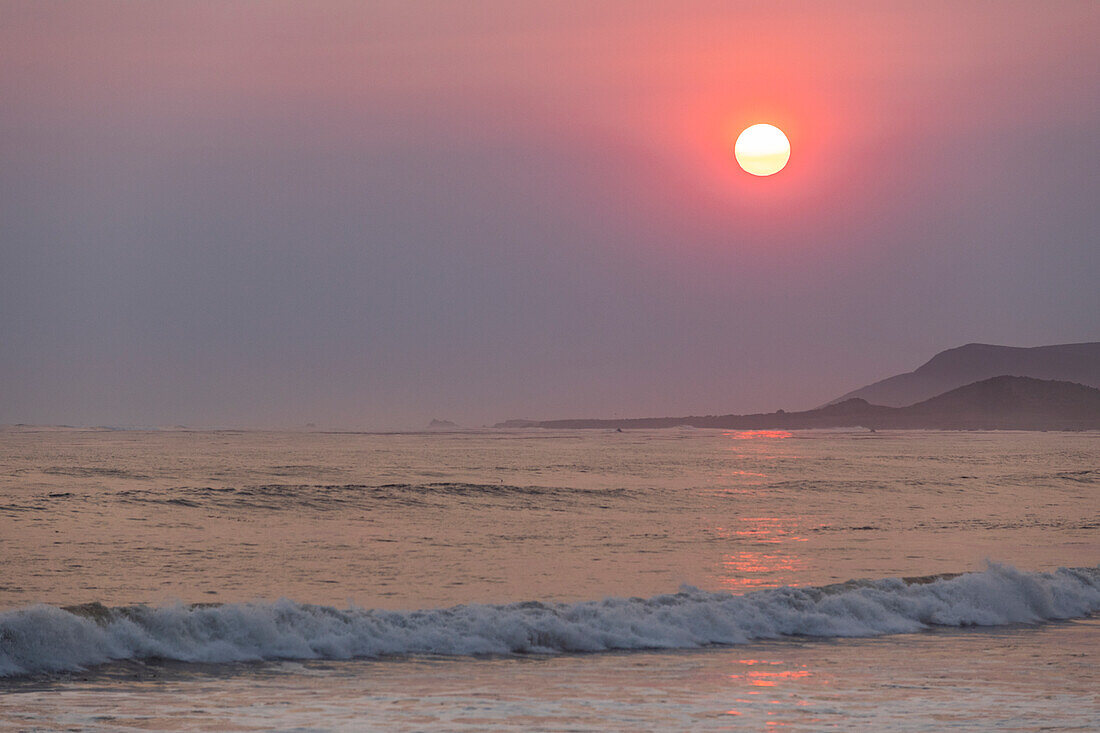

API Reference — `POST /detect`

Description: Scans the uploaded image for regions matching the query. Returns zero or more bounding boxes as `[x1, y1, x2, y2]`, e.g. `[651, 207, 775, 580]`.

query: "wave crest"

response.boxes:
[2, 564, 1097, 677]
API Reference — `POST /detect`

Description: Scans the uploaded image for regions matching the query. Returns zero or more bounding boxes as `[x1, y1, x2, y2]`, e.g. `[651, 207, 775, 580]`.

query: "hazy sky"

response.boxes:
[2, 1, 1098, 429]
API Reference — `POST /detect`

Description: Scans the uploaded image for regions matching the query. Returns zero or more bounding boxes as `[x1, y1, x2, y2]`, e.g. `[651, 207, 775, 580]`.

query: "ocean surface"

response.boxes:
[0, 427, 1097, 731]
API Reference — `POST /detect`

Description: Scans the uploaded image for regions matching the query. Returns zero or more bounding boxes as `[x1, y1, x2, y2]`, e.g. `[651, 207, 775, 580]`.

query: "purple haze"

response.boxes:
[1, 2, 1098, 429]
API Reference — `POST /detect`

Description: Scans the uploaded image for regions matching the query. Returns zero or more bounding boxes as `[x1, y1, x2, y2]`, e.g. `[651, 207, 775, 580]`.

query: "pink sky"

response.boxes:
[2, 2, 1098, 427]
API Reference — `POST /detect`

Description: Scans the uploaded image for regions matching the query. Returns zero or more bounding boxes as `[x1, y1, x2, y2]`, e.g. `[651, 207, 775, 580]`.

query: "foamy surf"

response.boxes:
[1, 563, 1097, 678]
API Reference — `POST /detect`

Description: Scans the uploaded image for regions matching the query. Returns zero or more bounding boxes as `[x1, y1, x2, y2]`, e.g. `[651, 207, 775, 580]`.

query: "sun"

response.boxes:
[734, 124, 790, 176]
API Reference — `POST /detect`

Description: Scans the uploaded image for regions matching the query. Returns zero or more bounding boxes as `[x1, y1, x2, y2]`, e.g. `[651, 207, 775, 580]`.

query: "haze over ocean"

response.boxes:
[2, 2, 1098, 429]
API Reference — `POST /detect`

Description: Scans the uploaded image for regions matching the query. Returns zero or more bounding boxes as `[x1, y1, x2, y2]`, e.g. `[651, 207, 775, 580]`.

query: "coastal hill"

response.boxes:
[495, 377, 1100, 431]
[824, 342, 1100, 408]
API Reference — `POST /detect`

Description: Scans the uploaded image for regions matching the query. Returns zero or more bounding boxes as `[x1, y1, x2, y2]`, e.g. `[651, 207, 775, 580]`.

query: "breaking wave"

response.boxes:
[1, 564, 1097, 677]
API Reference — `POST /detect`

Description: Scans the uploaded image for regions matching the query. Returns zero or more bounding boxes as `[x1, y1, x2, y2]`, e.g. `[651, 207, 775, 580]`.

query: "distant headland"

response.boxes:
[496, 376, 1100, 431]
[822, 342, 1100, 407]
[496, 342, 1100, 431]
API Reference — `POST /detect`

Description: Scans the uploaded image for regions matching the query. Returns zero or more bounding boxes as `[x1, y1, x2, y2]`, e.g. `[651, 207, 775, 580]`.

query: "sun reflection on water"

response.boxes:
[723, 659, 822, 727]
[725, 430, 794, 440]
[713, 517, 808, 590]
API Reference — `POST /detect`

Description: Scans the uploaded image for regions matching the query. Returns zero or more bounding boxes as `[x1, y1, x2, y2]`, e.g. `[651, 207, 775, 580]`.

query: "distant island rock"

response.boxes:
[494, 376, 1100, 432]
[426, 419, 460, 430]
[495, 419, 539, 428]
[825, 342, 1100, 408]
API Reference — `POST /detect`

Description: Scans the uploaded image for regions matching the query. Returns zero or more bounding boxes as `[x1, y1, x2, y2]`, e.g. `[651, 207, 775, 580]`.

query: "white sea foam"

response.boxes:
[1, 564, 1097, 677]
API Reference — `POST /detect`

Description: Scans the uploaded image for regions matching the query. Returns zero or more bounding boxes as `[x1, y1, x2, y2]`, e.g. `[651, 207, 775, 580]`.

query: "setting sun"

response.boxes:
[734, 123, 791, 176]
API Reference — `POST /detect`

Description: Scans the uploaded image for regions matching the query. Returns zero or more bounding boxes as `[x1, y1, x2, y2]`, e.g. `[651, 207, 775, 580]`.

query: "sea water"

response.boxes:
[0, 427, 1097, 730]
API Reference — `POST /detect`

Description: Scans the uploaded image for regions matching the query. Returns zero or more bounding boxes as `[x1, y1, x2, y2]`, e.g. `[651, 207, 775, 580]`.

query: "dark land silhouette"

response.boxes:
[496, 376, 1100, 431]
[824, 342, 1100, 407]
[427, 419, 460, 430]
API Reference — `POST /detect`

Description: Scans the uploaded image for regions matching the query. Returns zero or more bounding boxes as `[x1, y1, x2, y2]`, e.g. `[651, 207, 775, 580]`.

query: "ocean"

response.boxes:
[1, 427, 1097, 731]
